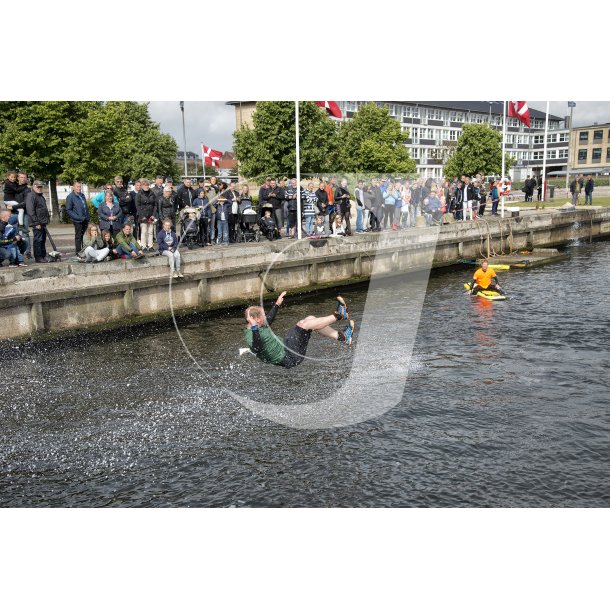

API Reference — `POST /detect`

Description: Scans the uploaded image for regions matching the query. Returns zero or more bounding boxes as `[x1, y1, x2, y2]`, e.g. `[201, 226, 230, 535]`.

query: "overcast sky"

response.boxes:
[147, 101, 610, 157]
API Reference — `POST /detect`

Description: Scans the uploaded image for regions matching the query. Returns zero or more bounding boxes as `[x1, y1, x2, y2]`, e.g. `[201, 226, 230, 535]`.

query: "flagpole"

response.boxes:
[295, 101, 302, 240]
[565, 103, 574, 195]
[501, 100, 507, 219]
[201, 143, 206, 180]
[541, 101, 550, 203]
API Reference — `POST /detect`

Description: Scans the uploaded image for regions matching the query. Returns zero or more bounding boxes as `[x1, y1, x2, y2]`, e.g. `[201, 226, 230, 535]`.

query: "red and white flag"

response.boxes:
[507, 101, 531, 128]
[315, 101, 342, 119]
[202, 144, 222, 168]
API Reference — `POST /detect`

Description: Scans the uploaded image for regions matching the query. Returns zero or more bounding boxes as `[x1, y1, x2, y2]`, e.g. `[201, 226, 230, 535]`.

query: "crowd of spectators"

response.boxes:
[1, 170, 513, 271]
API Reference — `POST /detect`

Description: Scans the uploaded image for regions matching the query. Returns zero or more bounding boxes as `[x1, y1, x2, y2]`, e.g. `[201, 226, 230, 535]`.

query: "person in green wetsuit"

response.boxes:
[244, 292, 356, 368]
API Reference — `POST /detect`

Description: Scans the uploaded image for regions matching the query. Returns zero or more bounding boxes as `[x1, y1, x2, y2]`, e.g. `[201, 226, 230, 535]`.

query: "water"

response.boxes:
[1, 240, 609, 507]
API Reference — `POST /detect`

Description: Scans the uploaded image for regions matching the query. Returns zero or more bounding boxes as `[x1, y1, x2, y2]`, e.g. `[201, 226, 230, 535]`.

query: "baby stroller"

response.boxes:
[236, 201, 260, 243]
[180, 206, 201, 249]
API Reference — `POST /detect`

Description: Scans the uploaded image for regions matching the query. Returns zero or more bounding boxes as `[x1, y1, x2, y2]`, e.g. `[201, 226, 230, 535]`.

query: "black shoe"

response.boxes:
[35, 258, 48, 263]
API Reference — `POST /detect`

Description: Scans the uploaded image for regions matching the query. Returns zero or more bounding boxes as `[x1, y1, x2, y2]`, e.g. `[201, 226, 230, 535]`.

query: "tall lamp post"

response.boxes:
[565, 101, 575, 194]
[180, 101, 188, 177]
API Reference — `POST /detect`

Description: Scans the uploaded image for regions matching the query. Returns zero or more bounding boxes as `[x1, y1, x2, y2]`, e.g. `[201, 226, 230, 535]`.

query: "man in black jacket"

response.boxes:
[258, 177, 271, 210]
[135, 179, 158, 251]
[267, 178, 285, 235]
[315, 180, 330, 234]
[584, 175, 594, 206]
[113, 176, 136, 220]
[224, 180, 240, 242]
[334, 178, 352, 235]
[151, 175, 165, 198]
[25, 181, 50, 263]
[175, 177, 198, 211]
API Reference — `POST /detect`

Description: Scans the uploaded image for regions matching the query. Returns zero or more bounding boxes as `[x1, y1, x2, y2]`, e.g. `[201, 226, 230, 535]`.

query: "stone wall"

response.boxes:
[1, 208, 608, 341]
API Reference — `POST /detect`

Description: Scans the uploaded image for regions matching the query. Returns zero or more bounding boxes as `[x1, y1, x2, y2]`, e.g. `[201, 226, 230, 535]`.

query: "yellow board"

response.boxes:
[488, 264, 510, 271]
[463, 283, 507, 301]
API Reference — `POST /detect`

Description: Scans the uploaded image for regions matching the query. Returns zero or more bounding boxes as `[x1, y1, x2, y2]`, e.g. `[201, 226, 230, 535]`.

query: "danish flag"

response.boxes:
[507, 101, 531, 128]
[315, 101, 342, 119]
[202, 144, 222, 168]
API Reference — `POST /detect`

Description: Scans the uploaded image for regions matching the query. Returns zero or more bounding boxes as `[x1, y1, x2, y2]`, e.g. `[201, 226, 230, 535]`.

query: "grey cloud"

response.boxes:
[147, 101, 235, 156]
[530, 101, 610, 126]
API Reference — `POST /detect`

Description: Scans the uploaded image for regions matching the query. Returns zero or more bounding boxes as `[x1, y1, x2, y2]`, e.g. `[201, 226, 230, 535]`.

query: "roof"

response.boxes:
[227, 100, 563, 122]
[384, 101, 563, 121]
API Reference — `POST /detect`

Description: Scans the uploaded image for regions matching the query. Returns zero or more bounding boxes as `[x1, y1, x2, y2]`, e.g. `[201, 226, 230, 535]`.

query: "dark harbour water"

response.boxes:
[1, 240, 609, 507]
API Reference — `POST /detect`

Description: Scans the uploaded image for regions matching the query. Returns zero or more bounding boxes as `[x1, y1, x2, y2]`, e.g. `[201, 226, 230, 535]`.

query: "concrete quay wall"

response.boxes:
[1, 208, 608, 341]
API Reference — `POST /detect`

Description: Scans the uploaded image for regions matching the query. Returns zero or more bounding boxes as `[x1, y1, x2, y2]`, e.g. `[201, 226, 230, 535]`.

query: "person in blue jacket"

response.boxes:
[65, 181, 90, 254]
[91, 184, 119, 209]
[214, 189, 232, 246]
[157, 218, 183, 278]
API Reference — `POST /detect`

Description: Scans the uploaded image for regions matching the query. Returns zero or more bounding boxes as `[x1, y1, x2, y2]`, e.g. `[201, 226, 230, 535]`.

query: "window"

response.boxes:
[533, 135, 543, 145]
[547, 133, 557, 143]
[411, 127, 419, 139]
[411, 148, 419, 158]
[506, 134, 514, 144]
[593, 130, 603, 141]
[412, 107, 419, 118]
[559, 132, 569, 142]
[578, 149, 587, 163]
[532, 151, 543, 160]
[592, 148, 602, 162]
[441, 129, 449, 140]
[579, 131, 589, 143]
[449, 130, 458, 141]
[533, 119, 544, 129]
[449, 111, 457, 122]
[607, 147, 610, 160]
[456, 112, 464, 122]
[403, 106, 412, 118]
[548, 150, 557, 159]
[558, 149, 568, 158]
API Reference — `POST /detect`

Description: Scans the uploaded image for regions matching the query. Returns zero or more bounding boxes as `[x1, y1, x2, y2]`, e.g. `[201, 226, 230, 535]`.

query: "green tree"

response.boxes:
[233, 101, 340, 179]
[443, 123, 515, 178]
[337, 103, 416, 174]
[62, 102, 180, 186]
[0, 101, 97, 217]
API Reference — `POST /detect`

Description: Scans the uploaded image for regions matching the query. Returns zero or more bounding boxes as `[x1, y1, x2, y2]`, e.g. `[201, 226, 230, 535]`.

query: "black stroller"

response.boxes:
[236, 201, 260, 242]
[179, 206, 201, 249]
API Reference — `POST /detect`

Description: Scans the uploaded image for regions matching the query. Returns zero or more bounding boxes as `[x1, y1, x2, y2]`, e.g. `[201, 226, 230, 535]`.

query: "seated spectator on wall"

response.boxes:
[101, 229, 120, 260]
[331, 214, 346, 237]
[157, 218, 183, 278]
[312, 214, 328, 238]
[0, 209, 27, 266]
[98, 190, 123, 235]
[79, 224, 110, 263]
[115, 223, 144, 259]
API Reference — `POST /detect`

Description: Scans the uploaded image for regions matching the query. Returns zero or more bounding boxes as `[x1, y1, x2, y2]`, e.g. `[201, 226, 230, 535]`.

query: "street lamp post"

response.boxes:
[180, 101, 188, 177]
[565, 102, 575, 195]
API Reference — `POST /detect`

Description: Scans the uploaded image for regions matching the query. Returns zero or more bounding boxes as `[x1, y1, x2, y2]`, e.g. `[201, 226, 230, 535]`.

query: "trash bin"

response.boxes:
[548, 185, 555, 199]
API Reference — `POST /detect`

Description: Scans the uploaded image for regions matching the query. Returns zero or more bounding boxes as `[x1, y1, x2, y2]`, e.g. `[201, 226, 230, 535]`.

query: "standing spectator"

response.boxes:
[157, 218, 183, 278]
[334, 178, 352, 235]
[325, 176, 336, 209]
[316, 180, 330, 234]
[489, 180, 500, 216]
[301, 182, 318, 236]
[399, 180, 412, 228]
[151, 175, 165, 198]
[258, 177, 271, 210]
[224, 180, 240, 242]
[472, 180, 481, 219]
[382, 181, 397, 230]
[453, 180, 464, 220]
[79, 224, 110, 263]
[157, 185, 177, 230]
[536, 176, 543, 202]
[135, 179, 158, 251]
[569, 176, 581, 206]
[354, 180, 365, 233]
[215, 185, 232, 246]
[584, 175, 594, 206]
[25, 180, 49, 263]
[98, 190, 123, 236]
[205, 179, 218, 243]
[411, 178, 425, 224]
[91, 184, 118, 209]
[115, 223, 145, 259]
[194, 186, 211, 246]
[284, 178, 299, 238]
[175, 177, 197, 211]
[372, 178, 384, 231]
[112, 176, 136, 222]
[462, 177, 475, 221]
[3, 171, 19, 211]
[65, 181, 90, 254]
[267, 178, 285, 235]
